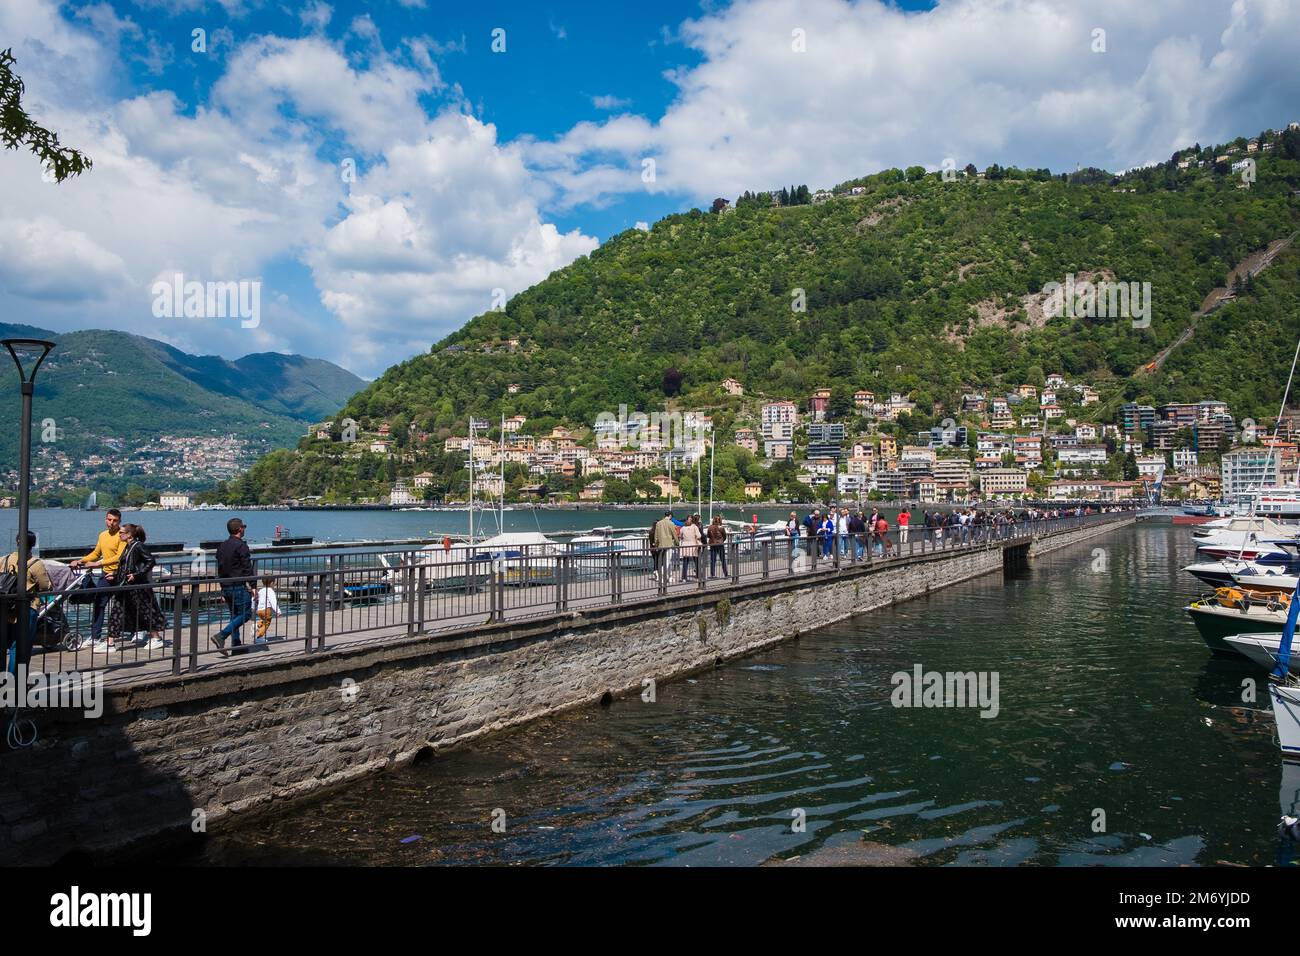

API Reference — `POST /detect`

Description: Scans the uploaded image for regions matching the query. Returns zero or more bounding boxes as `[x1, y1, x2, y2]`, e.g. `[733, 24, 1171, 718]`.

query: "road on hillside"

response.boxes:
[1136, 231, 1297, 376]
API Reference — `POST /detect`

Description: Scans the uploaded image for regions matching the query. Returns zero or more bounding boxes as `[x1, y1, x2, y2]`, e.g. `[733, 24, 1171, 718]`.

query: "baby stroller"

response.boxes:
[33, 560, 92, 651]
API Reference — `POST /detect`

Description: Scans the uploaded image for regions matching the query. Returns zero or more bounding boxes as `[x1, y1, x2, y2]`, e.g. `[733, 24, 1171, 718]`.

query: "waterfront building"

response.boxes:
[933, 457, 971, 486]
[1221, 446, 1281, 495]
[389, 481, 418, 506]
[979, 468, 1028, 497]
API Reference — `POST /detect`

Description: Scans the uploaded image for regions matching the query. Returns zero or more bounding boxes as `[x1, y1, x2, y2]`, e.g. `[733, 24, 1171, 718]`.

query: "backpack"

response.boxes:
[0, 555, 23, 598]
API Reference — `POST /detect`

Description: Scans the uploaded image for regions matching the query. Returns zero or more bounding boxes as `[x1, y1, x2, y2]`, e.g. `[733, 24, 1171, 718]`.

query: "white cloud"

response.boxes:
[0, 0, 595, 375]
[309, 112, 597, 370]
[534, 0, 1300, 205]
[0, 217, 128, 301]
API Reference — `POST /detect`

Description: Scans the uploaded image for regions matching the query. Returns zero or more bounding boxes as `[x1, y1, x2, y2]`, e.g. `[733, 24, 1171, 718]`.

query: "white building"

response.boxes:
[389, 481, 418, 506]
[1222, 447, 1281, 495]
[159, 493, 191, 510]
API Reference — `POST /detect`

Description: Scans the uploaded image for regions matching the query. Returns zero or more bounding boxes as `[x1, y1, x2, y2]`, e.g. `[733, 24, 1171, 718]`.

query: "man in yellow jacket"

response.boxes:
[71, 508, 124, 646]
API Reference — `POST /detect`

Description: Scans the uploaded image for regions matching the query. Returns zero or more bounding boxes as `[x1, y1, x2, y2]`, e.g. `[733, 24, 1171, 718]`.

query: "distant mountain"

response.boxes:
[0, 324, 365, 497]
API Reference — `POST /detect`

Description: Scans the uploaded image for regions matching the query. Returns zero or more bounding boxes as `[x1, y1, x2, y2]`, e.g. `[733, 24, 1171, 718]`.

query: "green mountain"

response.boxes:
[0, 324, 365, 499]
[222, 128, 1300, 504]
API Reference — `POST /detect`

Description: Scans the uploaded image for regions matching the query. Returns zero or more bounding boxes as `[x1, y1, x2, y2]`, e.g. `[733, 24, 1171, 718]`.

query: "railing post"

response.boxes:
[492, 561, 504, 621]
[187, 580, 199, 672]
[731, 540, 740, 585]
[559, 554, 570, 611]
[406, 561, 416, 637]
[762, 539, 770, 579]
[171, 582, 183, 676]
[304, 572, 315, 653]
[416, 562, 427, 633]
[317, 567, 327, 650]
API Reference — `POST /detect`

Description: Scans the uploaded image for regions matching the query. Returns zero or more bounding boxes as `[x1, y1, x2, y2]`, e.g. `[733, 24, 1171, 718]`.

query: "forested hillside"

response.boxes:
[219, 128, 1300, 504]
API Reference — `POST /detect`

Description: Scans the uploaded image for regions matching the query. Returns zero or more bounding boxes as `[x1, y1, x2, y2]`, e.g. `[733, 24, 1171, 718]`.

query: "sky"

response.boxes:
[2, 0, 1298, 378]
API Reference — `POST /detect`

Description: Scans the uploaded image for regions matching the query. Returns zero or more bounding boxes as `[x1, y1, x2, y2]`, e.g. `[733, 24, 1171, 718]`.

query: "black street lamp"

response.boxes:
[3, 339, 55, 670]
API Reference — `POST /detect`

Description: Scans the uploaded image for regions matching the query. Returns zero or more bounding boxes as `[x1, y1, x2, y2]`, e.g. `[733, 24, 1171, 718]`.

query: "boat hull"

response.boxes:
[1223, 633, 1300, 674]
[1271, 681, 1300, 759]
[1231, 571, 1299, 594]
[1186, 602, 1290, 652]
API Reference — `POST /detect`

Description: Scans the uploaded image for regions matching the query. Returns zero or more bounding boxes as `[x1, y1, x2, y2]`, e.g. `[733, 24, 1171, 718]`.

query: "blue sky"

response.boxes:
[1, 0, 1296, 377]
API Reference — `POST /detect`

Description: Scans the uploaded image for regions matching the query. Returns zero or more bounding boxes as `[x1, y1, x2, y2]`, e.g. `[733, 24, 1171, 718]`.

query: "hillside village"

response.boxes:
[277, 369, 1298, 510]
[185, 122, 1300, 511]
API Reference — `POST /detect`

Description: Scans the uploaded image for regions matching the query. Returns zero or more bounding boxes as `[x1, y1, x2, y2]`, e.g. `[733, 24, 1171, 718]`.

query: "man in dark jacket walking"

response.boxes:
[213, 517, 256, 656]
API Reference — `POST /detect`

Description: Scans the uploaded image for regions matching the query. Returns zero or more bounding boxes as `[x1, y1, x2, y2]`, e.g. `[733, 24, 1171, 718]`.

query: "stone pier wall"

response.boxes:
[0, 516, 1132, 864]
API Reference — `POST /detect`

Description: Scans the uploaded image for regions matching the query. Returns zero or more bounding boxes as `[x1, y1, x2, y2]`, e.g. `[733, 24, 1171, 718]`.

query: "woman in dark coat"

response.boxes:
[107, 523, 168, 649]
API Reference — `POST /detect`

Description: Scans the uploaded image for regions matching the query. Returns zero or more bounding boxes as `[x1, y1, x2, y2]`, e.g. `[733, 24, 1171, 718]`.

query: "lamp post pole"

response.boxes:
[3, 340, 55, 671]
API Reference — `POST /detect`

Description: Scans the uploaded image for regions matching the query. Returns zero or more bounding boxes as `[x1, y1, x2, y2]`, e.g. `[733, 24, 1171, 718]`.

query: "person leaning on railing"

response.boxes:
[69, 507, 124, 647]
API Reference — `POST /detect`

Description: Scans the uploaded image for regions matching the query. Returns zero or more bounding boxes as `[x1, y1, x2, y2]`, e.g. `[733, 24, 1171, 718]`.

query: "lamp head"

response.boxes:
[2, 339, 56, 388]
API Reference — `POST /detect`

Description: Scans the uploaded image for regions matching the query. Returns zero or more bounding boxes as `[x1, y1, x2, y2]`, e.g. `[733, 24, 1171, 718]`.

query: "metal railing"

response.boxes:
[1, 511, 1132, 680]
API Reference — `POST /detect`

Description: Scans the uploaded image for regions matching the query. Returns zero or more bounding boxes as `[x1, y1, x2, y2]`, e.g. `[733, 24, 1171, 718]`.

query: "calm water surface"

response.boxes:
[180, 524, 1291, 866]
[3, 506, 801, 551]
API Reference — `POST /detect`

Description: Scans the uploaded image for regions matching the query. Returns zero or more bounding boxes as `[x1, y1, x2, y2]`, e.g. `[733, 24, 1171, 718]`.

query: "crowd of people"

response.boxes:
[0, 511, 281, 668]
[781, 504, 1103, 559]
[645, 502, 1107, 585]
[649, 511, 734, 581]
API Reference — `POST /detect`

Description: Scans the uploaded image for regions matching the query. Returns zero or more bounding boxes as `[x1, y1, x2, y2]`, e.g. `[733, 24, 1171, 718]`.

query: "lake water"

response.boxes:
[173, 523, 1296, 867]
[1, 505, 806, 552]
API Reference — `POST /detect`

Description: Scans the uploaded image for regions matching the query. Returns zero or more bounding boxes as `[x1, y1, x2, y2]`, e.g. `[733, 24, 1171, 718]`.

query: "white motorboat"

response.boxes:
[1271, 680, 1300, 761]
[1191, 514, 1293, 540]
[1263, 577, 1300, 759]
[1223, 633, 1300, 674]
[1183, 556, 1254, 588]
[1231, 566, 1300, 594]
[1194, 520, 1298, 560]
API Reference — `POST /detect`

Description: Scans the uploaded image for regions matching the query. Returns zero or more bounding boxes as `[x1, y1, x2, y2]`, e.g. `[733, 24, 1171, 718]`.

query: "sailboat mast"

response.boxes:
[500, 411, 506, 533]
[708, 437, 715, 524]
[1234, 332, 1300, 560]
[467, 419, 475, 544]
